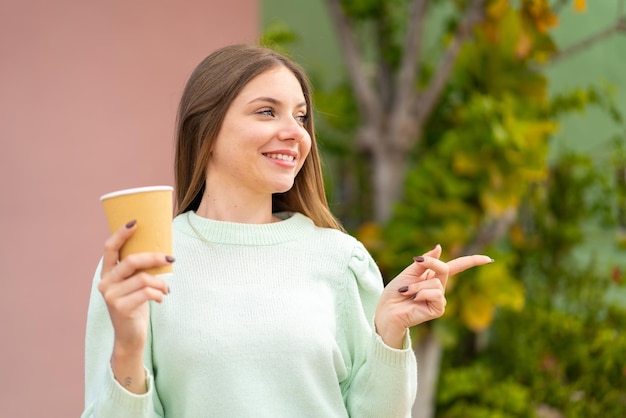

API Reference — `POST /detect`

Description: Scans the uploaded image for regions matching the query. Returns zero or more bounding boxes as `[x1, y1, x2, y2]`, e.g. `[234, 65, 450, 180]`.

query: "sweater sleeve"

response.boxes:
[339, 242, 418, 418]
[80, 260, 164, 418]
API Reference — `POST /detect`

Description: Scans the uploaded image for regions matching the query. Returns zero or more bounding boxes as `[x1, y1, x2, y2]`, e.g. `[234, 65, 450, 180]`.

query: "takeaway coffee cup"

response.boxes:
[100, 185, 174, 276]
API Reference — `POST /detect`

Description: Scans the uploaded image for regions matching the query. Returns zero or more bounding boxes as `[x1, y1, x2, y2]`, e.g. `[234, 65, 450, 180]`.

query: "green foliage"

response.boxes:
[339, 0, 383, 19]
[437, 363, 533, 417]
[374, 90, 545, 332]
[437, 150, 626, 417]
[614, 135, 626, 247]
[366, 5, 568, 331]
[511, 152, 617, 311]
[477, 304, 626, 417]
[359, 0, 621, 338]
[259, 21, 299, 55]
[439, 303, 626, 417]
[456, 6, 553, 96]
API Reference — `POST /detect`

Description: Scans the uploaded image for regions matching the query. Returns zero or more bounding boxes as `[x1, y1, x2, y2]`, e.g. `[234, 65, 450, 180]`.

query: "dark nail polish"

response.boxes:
[125, 220, 137, 228]
[165, 255, 176, 263]
[413, 256, 425, 263]
[167, 286, 171, 294]
[398, 286, 409, 293]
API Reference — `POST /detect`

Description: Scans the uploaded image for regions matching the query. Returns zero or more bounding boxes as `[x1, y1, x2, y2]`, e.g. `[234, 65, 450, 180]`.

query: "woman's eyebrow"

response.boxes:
[248, 96, 307, 108]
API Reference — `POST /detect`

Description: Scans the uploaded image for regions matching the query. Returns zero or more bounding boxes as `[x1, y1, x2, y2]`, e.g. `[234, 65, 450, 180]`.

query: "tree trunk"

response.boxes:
[369, 141, 444, 418]
[412, 331, 443, 418]
[370, 145, 407, 223]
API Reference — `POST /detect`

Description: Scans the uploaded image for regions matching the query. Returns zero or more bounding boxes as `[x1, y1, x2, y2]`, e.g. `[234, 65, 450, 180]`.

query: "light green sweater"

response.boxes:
[82, 211, 417, 417]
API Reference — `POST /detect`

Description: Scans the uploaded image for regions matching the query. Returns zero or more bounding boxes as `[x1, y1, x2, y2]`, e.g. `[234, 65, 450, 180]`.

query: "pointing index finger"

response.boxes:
[447, 255, 494, 277]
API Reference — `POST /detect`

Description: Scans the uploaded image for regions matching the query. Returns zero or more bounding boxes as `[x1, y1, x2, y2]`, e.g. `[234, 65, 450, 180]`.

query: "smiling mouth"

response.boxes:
[263, 153, 295, 162]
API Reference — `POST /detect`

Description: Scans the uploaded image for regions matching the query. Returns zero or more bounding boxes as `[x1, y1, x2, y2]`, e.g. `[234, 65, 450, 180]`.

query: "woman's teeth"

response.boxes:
[265, 153, 294, 162]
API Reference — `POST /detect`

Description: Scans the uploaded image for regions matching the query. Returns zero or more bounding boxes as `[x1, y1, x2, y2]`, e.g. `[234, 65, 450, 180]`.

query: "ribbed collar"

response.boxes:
[174, 210, 315, 246]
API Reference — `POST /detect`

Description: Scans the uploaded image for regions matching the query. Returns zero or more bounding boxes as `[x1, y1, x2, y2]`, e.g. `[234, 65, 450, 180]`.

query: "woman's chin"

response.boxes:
[272, 181, 296, 195]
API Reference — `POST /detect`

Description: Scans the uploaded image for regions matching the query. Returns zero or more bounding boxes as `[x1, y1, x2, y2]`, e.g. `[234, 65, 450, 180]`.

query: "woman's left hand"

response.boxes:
[374, 245, 493, 349]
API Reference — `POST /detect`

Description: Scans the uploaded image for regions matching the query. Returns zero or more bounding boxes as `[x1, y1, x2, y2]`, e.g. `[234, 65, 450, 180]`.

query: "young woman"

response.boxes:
[82, 44, 492, 418]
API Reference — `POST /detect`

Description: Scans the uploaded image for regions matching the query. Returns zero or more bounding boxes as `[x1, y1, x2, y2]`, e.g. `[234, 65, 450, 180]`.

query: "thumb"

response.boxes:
[424, 244, 442, 259]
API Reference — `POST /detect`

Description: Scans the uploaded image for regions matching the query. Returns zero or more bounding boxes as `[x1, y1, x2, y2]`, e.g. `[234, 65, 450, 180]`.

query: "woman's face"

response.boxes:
[207, 65, 312, 197]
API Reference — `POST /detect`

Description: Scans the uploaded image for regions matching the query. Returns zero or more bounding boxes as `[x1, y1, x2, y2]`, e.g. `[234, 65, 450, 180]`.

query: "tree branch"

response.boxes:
[552, 0, 571, 14]
[375, 7, 395, 111]
[393, 0, 430, 110]
[548, 15, 626, 64]
[412, 0, 486, 132]
[386, 0, 430, 151]
[461, 207, 517, 256]
[324, 0, 381, 142]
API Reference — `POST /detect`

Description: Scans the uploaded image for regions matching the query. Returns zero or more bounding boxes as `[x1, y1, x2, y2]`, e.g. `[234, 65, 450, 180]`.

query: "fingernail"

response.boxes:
[125, 220, 137, 228]
[489, 258, 495, 263]
[165, 255, 176, 263]
[413, 256, 425, 263]
[167, 286, 171, 294]
[432, 244, 440, 251]
[398, 286, 409, 293]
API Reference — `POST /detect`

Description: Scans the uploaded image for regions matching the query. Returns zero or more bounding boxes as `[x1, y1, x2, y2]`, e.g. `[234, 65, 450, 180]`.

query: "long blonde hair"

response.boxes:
[174, 44, 343, 231]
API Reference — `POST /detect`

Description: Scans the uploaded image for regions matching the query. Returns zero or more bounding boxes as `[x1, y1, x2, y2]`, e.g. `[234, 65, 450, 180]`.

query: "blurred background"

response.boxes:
[1, 0, 625, 417]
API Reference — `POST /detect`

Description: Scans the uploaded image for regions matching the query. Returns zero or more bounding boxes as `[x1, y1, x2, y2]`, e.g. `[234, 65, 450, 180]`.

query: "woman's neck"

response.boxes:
[195, 188, 279, 224]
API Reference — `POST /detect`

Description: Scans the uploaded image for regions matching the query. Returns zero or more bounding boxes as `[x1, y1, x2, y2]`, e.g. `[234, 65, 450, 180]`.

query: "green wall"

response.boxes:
[545, 3, 626, 162]
[261, 0, 344, 89]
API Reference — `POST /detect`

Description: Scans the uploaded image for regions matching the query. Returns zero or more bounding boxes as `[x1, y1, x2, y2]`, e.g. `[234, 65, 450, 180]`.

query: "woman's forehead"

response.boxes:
[237, 66, 305, 102]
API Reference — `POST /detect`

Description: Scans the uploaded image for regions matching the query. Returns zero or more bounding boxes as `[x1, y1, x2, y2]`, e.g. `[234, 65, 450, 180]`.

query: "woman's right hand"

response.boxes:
[97, 220, 173, 392]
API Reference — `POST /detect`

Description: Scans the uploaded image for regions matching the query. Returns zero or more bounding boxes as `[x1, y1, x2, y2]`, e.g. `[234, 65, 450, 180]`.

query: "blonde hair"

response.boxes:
[174, 44, 343, 231]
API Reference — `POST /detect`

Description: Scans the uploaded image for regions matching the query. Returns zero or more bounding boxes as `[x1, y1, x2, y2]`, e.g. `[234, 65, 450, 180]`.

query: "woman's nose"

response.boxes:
[277, 117, 306, 142]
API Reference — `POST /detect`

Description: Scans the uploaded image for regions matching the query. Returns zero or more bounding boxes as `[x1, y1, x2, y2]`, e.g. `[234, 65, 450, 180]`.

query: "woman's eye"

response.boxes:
[295, 114, 309, 124]
[258, 109, 275, 117]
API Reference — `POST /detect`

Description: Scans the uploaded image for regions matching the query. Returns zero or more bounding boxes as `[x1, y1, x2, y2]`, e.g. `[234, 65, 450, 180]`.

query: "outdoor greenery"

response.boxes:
[262, 0, 626, 416]
[435, 149, 626, 417]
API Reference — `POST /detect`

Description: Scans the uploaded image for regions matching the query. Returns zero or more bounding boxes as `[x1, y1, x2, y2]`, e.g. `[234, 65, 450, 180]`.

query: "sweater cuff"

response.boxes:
[102, 363, 154, 413]
[371, 330, 414, 368]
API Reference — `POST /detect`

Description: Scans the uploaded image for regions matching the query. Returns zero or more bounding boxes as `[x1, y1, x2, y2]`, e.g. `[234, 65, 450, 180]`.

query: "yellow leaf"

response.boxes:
[515, 29, 533, 59]
[480, 190, 519, 217]
[472, 259, 526, 311]
[461, 293, 495, 332]
[533, 50, 552, 64]
[520, 166, 548, 182]
[481, 21, 500, 43]
[356, 222, 383, 251]
[574, 0, 587, 12]
[489, 278, 525, 311]
[510, 224, 526, 247]
[537, 12, 559, 34]
[487, 0, 509, 19]
[452, 152, 480, 175]
[544, 12, 559, 28]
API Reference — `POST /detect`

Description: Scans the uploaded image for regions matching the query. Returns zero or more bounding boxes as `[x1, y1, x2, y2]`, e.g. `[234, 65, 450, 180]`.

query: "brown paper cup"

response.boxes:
[100, 186, 174, 276]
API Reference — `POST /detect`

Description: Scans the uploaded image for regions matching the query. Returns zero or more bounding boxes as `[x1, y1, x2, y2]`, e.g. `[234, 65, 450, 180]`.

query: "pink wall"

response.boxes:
[0, 1, 258, 416]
